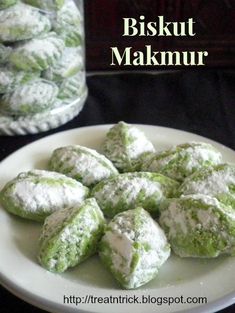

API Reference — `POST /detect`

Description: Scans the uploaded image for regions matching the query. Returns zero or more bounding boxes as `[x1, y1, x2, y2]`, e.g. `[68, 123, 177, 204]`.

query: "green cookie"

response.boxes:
[43, 47, 83, 81]
[141, 142, 222, 182]
[102, 122, 155, 172]
[38, 198, 105, 273]
[0, 79, 58, 115]
[92, 172, 179, 218]
[0, 3, 51, 42]
[53, 0, 83, 47]
[0, 44, 11, 64]
[23, 0, 64, 11]
[0, 67, 40, 94]
[49, 145, 118, 186]
[57, 72, 85, 100]
[159, 195, 235, 258]
[99, 207, 170, 289]
[0, 169, 89, 222]
[179, 163, 235, 208]
[10, 32, 65, 71]
[0, 0, 17, 10]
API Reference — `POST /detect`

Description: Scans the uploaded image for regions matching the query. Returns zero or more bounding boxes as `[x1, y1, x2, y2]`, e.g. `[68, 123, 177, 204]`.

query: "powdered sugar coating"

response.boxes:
[0, 169, 89, 221]
[179, 163, 235, 207]
[23, 0, 64, 11]
[58, 71, 85, 99]
[43, 47, 83, 81]
[0, 68, 40, 94]
[0, 3, 51, 42]
[102, 122, 155, 172]
[39, 198, 105, 273]
[92, 172, 179, 218]
[53, 0, 83, 47]
[0, 44, 12, 64]
[159, 194, 235, 258]
[49, 145, 118, 186]
[99, 207, 170, 289]
[10, 32, 65, 71]
[142, 142, 222, 182]
[1, 79, 58, 115]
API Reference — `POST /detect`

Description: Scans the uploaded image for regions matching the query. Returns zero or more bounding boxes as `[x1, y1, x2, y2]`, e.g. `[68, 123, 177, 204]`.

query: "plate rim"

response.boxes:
[0, 123, 234, 165]
[0, 123, 235, 313]
[1, 273, 235, 313]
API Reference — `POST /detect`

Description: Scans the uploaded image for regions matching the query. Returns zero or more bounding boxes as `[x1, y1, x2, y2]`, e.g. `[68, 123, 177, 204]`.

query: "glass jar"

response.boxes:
[0, 0, 87, 135]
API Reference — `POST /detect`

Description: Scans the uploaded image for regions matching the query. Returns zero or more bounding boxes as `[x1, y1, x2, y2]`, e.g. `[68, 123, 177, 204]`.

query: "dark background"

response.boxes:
[85, 0, 235, 70]
[1, 0, 235, 312]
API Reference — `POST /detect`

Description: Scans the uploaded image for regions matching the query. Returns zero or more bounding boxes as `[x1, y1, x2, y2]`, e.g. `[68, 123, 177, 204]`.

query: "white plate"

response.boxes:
[0, 125, 235, 313]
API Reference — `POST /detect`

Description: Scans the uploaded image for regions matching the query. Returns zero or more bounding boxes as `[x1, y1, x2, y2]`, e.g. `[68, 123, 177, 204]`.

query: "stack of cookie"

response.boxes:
[0, 0, 85, 118]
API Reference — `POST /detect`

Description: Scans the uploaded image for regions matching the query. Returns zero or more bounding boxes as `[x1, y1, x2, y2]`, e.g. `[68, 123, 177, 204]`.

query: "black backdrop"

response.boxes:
[0, 70, 235, 313]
